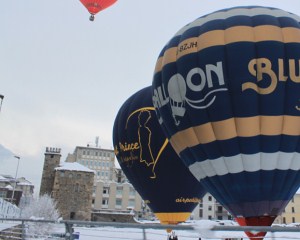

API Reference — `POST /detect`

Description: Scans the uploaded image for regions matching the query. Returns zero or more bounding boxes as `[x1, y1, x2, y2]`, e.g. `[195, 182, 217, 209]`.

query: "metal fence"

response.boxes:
[1, 218, 300, 240]
[0, 198, 20, 219]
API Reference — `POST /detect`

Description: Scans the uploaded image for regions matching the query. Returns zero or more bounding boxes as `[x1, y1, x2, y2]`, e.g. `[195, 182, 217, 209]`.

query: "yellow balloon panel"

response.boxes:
[155, 212, 191, 225]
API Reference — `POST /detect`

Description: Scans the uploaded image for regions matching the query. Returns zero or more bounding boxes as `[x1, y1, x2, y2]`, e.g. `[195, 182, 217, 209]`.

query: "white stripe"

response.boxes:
[174, 7, 300, 37]
[188, 152, 300, 181]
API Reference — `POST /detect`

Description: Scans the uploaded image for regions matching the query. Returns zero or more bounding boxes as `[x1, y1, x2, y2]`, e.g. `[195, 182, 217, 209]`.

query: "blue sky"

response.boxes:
[1, 0, 300, 193]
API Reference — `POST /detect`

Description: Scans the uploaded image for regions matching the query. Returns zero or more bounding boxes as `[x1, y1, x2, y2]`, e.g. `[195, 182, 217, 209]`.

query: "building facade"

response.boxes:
[52, 162, 94, 221]
[193, 192, 300, 224]
[93, 180, 142, 212]
[192, 193, 232, 221]
[0, 174, 33, 206]
[40, 147, 95, 221]
[275, 193, 300, 224]
[66, 145, 115, 182]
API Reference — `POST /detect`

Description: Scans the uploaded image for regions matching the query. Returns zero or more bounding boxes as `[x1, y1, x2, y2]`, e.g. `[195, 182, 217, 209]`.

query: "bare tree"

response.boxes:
[21, 194, 61, 237]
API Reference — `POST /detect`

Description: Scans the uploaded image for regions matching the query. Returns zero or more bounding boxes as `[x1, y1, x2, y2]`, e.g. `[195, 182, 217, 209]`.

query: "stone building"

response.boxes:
[40, 147, 61, 196]
[40, 147, 95, 221]
[52, 162, 94, 221]
[66, 145, 144, 217]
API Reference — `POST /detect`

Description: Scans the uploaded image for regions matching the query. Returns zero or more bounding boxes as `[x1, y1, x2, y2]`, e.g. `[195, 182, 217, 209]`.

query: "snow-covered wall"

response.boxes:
[0, 198, 20, 218]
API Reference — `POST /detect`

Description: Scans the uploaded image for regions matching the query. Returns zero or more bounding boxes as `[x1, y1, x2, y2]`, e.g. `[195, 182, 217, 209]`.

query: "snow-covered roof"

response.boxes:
[55, 162, 95, 173]
[18, 182, 34, 186]
[5, 184, 13, 190]
[0, 175, 7, 181]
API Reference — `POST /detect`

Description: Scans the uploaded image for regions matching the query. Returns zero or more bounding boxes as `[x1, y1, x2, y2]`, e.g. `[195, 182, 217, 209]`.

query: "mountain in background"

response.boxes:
[0, 144, 14, 160]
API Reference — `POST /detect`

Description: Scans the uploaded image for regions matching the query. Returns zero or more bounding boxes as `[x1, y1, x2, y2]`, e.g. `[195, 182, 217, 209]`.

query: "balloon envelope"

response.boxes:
[80, 0, 117, 15]
[113, 86, 206, 225]
[152, 6, 300, 239]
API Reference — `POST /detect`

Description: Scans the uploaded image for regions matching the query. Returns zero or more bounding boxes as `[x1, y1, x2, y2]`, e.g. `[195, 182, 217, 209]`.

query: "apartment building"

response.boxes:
[193, 192, 300, 224]
[192, 193, 232, 221]
[275, 193, 300, 224]
[0, 174, 34, 206]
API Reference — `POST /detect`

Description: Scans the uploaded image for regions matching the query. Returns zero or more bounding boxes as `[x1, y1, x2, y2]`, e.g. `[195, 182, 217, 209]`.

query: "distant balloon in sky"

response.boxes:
[113, 86, 206, 227]
[79, 0, 117, 21]
[152, 6, 300, 240]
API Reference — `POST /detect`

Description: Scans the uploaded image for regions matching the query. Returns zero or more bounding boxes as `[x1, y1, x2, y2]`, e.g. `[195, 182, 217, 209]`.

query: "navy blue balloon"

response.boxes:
[152, 6, 300, 239]
[113, 86, 206, 225]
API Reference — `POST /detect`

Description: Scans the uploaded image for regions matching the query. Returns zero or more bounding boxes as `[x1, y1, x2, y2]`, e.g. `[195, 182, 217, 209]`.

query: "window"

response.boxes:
[292, 207, 295, 213]
[129, 188, 135, 196]
[199, 209, 203, 218]
[208, 206, 212, 211]
[293, 217, 296, 223]
[116, 199, 122, 206]
[102, 199, 108, 205]
[70, 212, 75, 220]
[103, 187, 109, 194]
[208, 215, 212, 220]
[83, 151, 86, 155]
[74, 183, 80, 192]
[117, 187, 123, 195]
[0, 191, 6, 198]
[217, 206, 223, 213]
[60, 172, 65, 177]
[208, 195, 212, 201]
[128, 199, 135, 207]
[283, 217, 286, 224]
[69, 173, 73, 178]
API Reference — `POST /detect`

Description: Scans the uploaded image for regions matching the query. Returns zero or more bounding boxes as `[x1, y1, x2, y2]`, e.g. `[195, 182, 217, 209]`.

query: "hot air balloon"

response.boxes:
[113, 86, 206, 231]
[152, 6, 300, 240]
[79, 0, 117, 21]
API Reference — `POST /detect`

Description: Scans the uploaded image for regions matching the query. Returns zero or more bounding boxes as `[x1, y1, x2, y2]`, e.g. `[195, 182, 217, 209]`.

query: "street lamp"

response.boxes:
[11, 155, 20, 204]
[0, 94, 4, 112]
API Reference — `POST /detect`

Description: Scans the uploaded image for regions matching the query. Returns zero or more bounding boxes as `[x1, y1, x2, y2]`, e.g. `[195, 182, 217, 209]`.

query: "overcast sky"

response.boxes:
[1, 0, 300, 194]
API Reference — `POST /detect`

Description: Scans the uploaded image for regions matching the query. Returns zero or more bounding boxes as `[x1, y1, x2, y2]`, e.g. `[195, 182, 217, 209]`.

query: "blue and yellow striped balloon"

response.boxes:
[152, 6, 300, 239]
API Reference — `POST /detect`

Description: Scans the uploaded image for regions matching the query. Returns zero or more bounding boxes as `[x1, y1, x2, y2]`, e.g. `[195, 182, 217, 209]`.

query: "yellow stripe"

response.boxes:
[170, 115, 300, 155]
[155, 212, 191, 225]
[125, 107, 155, 129]
[154, 26, 300, 74]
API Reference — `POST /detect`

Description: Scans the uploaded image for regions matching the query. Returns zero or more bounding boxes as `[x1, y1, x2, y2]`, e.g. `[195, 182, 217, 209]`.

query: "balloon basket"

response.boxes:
[236, 215, 276, 240]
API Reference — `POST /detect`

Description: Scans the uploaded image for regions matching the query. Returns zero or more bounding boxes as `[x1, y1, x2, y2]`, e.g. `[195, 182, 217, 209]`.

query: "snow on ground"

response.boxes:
[2, 220, 300, 239]
[72, 220, 300, 240]
[0, 222, 18, 231]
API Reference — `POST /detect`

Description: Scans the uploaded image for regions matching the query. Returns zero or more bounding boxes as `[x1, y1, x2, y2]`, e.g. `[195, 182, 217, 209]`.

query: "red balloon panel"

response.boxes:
[80, 0, 117, 14]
